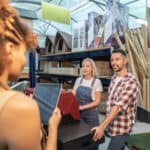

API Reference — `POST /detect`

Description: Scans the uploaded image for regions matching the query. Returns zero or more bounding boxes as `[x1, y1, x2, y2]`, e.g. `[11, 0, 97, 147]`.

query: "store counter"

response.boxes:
[58, 120, 105, 150]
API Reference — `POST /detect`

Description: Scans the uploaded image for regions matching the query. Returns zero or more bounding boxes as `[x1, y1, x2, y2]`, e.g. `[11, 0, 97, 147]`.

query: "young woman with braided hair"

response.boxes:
[0, 1, 61, 150]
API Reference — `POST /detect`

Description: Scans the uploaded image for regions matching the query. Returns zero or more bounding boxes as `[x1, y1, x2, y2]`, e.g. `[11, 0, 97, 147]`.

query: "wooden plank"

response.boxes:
[127, 32, 147, 74]
[125, 31, 143, 84]
[146, 79, 150, 110]
[148, 28, 150, 48]
[125, 27, 150, 109]
[124, 32, 138, 77]
[114, 33, 125, 50]
[146, 7, 150, 27]
[138, 89, 144, 108]
[132, 32, 149, 78]
[142, 79, 147, 109]
[146, 61, 150, 78]
[136, 28, 145, 55]
[141, 25, 150, 57]
[148, 79, 150, 111]
[136, 29, 150, 78]
[126, 32, 148, 78]
[124, 31, 144, 106]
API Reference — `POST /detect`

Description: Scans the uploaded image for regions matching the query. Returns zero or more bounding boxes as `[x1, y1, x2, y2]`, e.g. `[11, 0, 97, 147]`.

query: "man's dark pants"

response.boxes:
[107, 134, 129, 150]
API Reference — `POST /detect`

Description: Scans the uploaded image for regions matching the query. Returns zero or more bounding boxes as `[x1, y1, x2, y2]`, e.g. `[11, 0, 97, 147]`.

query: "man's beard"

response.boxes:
[112, 65, 123, 72]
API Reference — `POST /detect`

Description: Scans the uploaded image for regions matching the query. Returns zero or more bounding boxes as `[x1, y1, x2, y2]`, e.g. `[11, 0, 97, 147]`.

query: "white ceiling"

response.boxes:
[11, 0, 150, 36]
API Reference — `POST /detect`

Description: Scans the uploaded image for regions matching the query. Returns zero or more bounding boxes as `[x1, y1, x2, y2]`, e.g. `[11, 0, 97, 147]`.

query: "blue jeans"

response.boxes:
[107, 134, 129, 150]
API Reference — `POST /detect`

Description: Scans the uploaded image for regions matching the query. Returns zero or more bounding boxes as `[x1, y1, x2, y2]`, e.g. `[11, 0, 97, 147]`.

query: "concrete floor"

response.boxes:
[98, 114, 150, 150]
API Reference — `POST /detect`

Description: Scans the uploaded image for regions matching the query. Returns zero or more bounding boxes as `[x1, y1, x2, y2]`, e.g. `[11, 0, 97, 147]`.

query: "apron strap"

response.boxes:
[80, 77, 96, 87]
[91, 77, 96, 87]
[79, 77, 83, 84]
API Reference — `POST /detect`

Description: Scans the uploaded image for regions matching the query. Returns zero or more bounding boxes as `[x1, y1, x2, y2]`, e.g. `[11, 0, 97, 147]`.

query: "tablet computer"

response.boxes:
[34, 83, 62, 125]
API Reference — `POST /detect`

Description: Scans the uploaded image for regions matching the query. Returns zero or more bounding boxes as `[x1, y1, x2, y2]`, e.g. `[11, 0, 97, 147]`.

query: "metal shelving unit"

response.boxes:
[38, 72, 111, 86]
[38, 47, 112, 86]
[39, 47, 111, 61]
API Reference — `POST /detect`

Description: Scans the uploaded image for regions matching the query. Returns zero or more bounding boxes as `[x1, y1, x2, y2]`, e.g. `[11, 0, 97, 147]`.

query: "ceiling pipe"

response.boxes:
[124, 0, 139, 5]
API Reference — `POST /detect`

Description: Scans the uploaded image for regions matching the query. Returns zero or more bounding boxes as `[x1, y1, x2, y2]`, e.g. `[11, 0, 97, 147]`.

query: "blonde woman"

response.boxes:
[73, 58, 103, 126]
[73, 58, 103, 150]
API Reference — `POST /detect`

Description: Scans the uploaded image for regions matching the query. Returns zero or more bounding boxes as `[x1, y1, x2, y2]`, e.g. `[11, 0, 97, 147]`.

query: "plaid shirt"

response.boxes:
[106, 72, 139, 136]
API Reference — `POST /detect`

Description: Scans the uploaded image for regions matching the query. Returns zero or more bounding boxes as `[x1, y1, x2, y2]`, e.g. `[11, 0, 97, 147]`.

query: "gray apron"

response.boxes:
[76, 77, 99, 127]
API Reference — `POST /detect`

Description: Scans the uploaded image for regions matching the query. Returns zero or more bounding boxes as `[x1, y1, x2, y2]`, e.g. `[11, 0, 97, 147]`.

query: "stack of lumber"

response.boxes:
[115, 24, 150, 111]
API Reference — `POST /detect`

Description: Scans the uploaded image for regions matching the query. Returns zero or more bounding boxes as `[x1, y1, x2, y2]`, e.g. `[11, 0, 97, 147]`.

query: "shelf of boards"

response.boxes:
[38, 72, 111, 87]
[39, 47, 112, 61]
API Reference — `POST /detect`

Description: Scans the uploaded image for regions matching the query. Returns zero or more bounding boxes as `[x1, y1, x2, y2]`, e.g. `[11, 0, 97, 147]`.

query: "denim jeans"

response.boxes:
[107, 134, 129, 150]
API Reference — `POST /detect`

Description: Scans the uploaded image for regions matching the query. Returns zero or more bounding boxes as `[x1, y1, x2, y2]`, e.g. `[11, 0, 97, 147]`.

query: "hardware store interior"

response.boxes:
[0, 0, 150, 150]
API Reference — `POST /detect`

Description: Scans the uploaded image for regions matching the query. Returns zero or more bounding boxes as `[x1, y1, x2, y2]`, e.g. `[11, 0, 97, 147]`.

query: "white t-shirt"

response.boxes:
[73, 77, 103, 101]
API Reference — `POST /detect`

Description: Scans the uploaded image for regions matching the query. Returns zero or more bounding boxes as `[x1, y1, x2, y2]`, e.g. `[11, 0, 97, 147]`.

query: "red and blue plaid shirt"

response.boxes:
[106, 72, 139, 136]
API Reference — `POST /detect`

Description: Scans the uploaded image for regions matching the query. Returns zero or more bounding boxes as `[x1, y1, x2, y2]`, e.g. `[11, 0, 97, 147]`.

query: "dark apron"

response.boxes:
[76, 77, 99, 127]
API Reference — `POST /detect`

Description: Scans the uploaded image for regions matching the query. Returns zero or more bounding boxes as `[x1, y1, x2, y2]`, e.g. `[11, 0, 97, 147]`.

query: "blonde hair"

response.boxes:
[81, 58, 98, 77]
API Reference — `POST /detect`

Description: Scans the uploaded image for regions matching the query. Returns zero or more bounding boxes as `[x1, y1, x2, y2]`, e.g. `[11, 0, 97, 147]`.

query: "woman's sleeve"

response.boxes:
[95, 79, 103, 92]
[73, 77, 80, 92]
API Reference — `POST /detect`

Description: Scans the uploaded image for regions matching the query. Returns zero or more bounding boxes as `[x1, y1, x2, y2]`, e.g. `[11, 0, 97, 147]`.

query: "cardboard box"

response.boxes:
[48, 67, 79, 76]
[95, 61, 112, 77]
[42, 62, 58, 72]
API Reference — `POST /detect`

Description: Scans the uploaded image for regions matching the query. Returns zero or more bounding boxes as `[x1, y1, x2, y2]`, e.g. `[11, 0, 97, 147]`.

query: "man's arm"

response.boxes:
[91, 105, 120, 141]
[91, 78, 138, 142]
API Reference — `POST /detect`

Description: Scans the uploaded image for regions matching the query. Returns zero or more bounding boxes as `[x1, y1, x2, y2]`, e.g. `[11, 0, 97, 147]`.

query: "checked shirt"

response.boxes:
[106, 72, 139, 136]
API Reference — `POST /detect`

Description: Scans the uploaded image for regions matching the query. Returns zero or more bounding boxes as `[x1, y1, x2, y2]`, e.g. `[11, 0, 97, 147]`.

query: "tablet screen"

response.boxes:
[34, 83, 61, 125]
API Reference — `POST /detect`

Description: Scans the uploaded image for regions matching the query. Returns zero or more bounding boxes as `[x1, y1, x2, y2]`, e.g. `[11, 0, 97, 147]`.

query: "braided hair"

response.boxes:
[0, 0, 38, 50]
[0, 0, 38, 73]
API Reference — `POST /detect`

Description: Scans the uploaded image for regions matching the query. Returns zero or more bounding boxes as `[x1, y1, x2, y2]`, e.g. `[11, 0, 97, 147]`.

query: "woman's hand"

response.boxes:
[48, 107, 62, 130]
[79, 105, 84, 111]
[47, 107, 62, 150]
